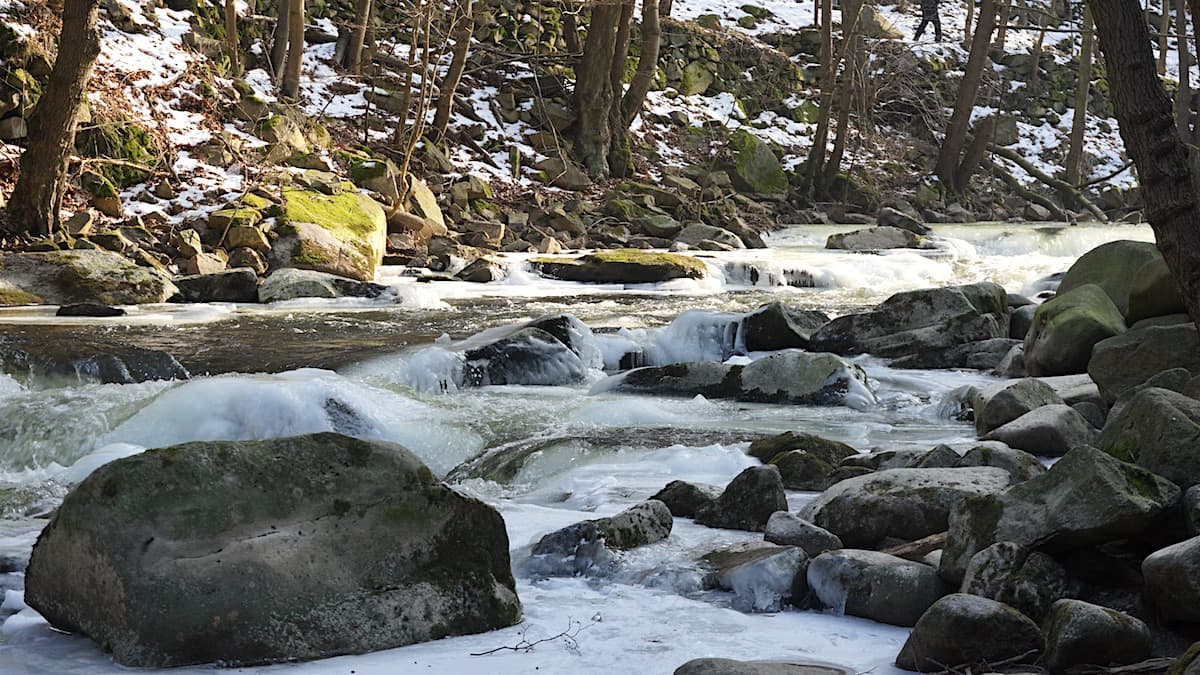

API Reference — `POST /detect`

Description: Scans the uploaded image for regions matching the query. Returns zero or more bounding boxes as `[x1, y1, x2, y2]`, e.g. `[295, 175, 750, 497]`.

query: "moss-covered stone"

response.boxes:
[270, 188, 387, 281]
[532, 249, 707, 283]
[1024, 283, 1126, 376]
[0, 250, 177, 305]
[75, 117, 161, 188]
[727, 130, 787, 194]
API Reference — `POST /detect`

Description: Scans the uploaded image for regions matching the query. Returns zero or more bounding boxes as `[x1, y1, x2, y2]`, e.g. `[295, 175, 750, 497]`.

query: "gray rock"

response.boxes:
[652, 480, 720, 518]
[0, 336, 188, 384]
[1089, 320, 1200, 405]
[739, 301, 830, 351]
[674, 659, 851, 675]
[463, 327, 588, 387]
[258, 267, 388, 302]
[877, 206, 931, 235]
[1098, 387, 1200, 488]
[958, 443, 1047, 483]
[940, 446, 1180, 584]
[764, 512, 843, 556]
[801, 467, 1013, 548]
[24, 433, 521, 667]
[0, 250, 178, 306]
[174, 268, 259, 303]
[1126, 254, 1186, 324]
[907, 445, 963, 469]
[983, 404, 1097, 458]
[702, 542, 807, 612]
[1010, 303, 1038, 340]
[747, 431, 857, 464]
[1056, 240, 1163, 317]
[695, 466, 788, 532]
[1043, 599, 1151, 674]
[677, 223, 745, 249]
[597, 351, 874, 407]
[1025, 284, 1126, 376]
[825, 226, 923, 251]
[895, 594, 1044, 671]
[807, 550, 949, 626]
[55, 303, 126, 317]
[1143, 535, 1200, 623]
[972, 378, 1064, 436]
[455, 258, 506, 283]
[527, 500, 674, 576]
[961, 541, 1074, 620]
[840, 448, 930, 471]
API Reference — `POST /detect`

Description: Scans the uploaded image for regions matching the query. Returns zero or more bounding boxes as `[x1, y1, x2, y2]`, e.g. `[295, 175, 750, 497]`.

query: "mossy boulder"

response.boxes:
[1024, 284, 1126, 376]
[1126, 254, 1186, 324]
[75, 117, 161, 188]
[271, 188, 387, 282]
[0, 250, 177, 306]
[1098, 387, 1200, 488]
[1057, 241, 1162, 318]
[727, 130, 787, 194]
[1089, 318, 1200, 404]
[532, 249, 707, 284]
[24, 433, 521, 667]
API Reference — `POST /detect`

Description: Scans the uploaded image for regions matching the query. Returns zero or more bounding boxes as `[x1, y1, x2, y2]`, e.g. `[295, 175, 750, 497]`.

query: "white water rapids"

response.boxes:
[0, 223, 1155, 674]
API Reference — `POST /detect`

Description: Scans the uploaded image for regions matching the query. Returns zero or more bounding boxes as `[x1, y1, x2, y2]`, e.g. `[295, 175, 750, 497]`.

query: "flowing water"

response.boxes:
[0, 223, 1155, 674]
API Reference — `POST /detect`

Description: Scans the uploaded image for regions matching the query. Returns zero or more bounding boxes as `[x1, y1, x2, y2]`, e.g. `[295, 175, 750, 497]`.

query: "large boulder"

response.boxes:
[462, 327, 588, 386]
[533, 249, 707, 283]
[1057, 240, 1163, 317]
[895, 594, 1044, 671]
[982, 404, 1097, 457]
[739, 301, 830, 351]
[695, 466, 788, 532]
[800, 467, 1013, 548]
[971, 378, 1064, 436]
[1126, 254, 1186, 323]
[809, 282, 1010, 366]
[24, 433, 521, 667]
[594, 351, 874, 407]
[825, 226, 923, 251]
[270, 187, 388, 282]
[0, 336, 188, 384]
[0, 250, 178, 306]
[1089, 319, 1200, 405]
[807, 549, 949, 626]
[1043, 599, 1152, 674]
[727, 130, 787, 194]
[960, 541, 1074, 620]
[652, 480, 721, 518]
[1098, 387, 1200, 488]
[1025, 284, 1126, 376]
[174, 268, 259, 303]
[258, 267, 388, 302]
[702, 542, 807, 612]
[1143, 535, 1200, 623]
[940, 446, 1180, 583]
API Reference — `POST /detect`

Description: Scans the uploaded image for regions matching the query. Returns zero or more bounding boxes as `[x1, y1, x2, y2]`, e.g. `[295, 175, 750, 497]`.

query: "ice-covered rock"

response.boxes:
[702, 542, 807, 613]
[807, 549, 948, 626]
[524, 500, 674, 577]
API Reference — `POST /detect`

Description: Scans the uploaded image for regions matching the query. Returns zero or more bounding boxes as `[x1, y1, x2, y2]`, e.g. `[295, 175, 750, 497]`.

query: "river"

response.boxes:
[0, 222, 1155, 674]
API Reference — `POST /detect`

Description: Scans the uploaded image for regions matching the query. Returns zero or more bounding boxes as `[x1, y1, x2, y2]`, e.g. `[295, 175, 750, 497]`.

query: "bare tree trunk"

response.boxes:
[8, 0, 102, 237]
[659, 0, 672, 17]
[823, 0, 862, 191]
[269, 0, 290, 81]
[1028, 24, 1046, 91]
[574, 0, 622, 178]
[1065, 6, 1094, 188]
[564, 5, 582, 54]
[606, 0, 635, 178]
[1159, 0, 1170, 75]
[1177, 0, 1192, 137]
[804, 0, 835, 196]
[994, 0, 1012, 49]
[224, 0, 240, 73]
[281, 0, 305, 99]
[1091, 0, 1200, 329]
[936, 0, 998, 192]
[965, 0, 976, 47]
[344, 0, 373, 74]
[432, 0, 474, 141]
[620, 0, 661, 126]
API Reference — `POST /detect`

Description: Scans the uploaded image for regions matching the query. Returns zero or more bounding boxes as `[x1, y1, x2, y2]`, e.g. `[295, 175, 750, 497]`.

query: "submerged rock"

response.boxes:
[24, 433, 521, 667]
[0, 336, 188, 384]
[807, 549, 948, 626]
[463, 327, 589, 386]
[896, 594, 1044, 671]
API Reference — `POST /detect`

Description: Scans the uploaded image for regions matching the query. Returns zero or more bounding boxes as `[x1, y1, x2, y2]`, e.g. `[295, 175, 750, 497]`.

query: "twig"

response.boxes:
[469, 618, 591, 657]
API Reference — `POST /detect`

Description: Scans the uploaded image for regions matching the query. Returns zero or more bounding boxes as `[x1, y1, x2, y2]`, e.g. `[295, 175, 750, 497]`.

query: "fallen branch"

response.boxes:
[880, 532, 946, 561]
[989, 144, 1108, 222]
[927, 649, 1040, 675]
[981, 156, 1070, 222]
[470, 618, 590, 656]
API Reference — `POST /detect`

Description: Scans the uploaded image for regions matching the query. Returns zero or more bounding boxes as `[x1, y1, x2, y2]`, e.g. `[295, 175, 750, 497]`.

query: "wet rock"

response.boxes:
[526, 500, 674, 576]
[1043, 599, 1151, 674]
[1089, 319, 1200, 405]
[809, 282, 1009, 365]
[764, 512, 843, 556]
[702, 542, 806, 612]
[1025, 284, 1126, 376]
[595, 351, 873, 407]
[652, 480, 721, 518]
[971, 378, 1064, 436]
[940, 446, 1180, 584]
[258, 268, 388, 302]
[695, 466, 788, 532]
[674, 659, 850, 675]
[0, 336, 188, 384]
[738, 301, 830, 351]
[455, 258, 506, 283]
[1097, 388, 1200, 488]
[24, 433, 521, 667]
[521, 314, 601, 367]
[747, 431, 857, 464]
[983, 404, 1097, 458]
[533, 249, 707, 283]
[807, 549, 949, 626]
[825, 226, 923, 251]
[0, 250, 178, 306]
[801, 467, 1013, 548]
[1143, 535, 1200, 623]
[174, 269, 259, 303]
[895, 594, 1044, 671]
[461, 327, 588, 387]
[960, 542, 1074, 620]
[55, 303, 126, 317]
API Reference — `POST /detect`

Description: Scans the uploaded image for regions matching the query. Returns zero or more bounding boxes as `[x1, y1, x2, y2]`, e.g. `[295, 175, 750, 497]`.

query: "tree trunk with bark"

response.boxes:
[804, 0, 835, 196]
[1090, 0, 1200, 328]
[7, 0, 103, 236]
[343, 0, 373, 74]
[1158, 0, 1170, 75]
[823, 0, 862, 192]
[269, 0, 290, 81]
[1177, 0, 1192, 138]
[936, 0, 998, 192]
[224, 0, 240, 73]
[995, 0, 1012, 49]
[281, 0, 305, 99]
[432, 0, 474, 140]
[1064, 6, 1093, 188]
